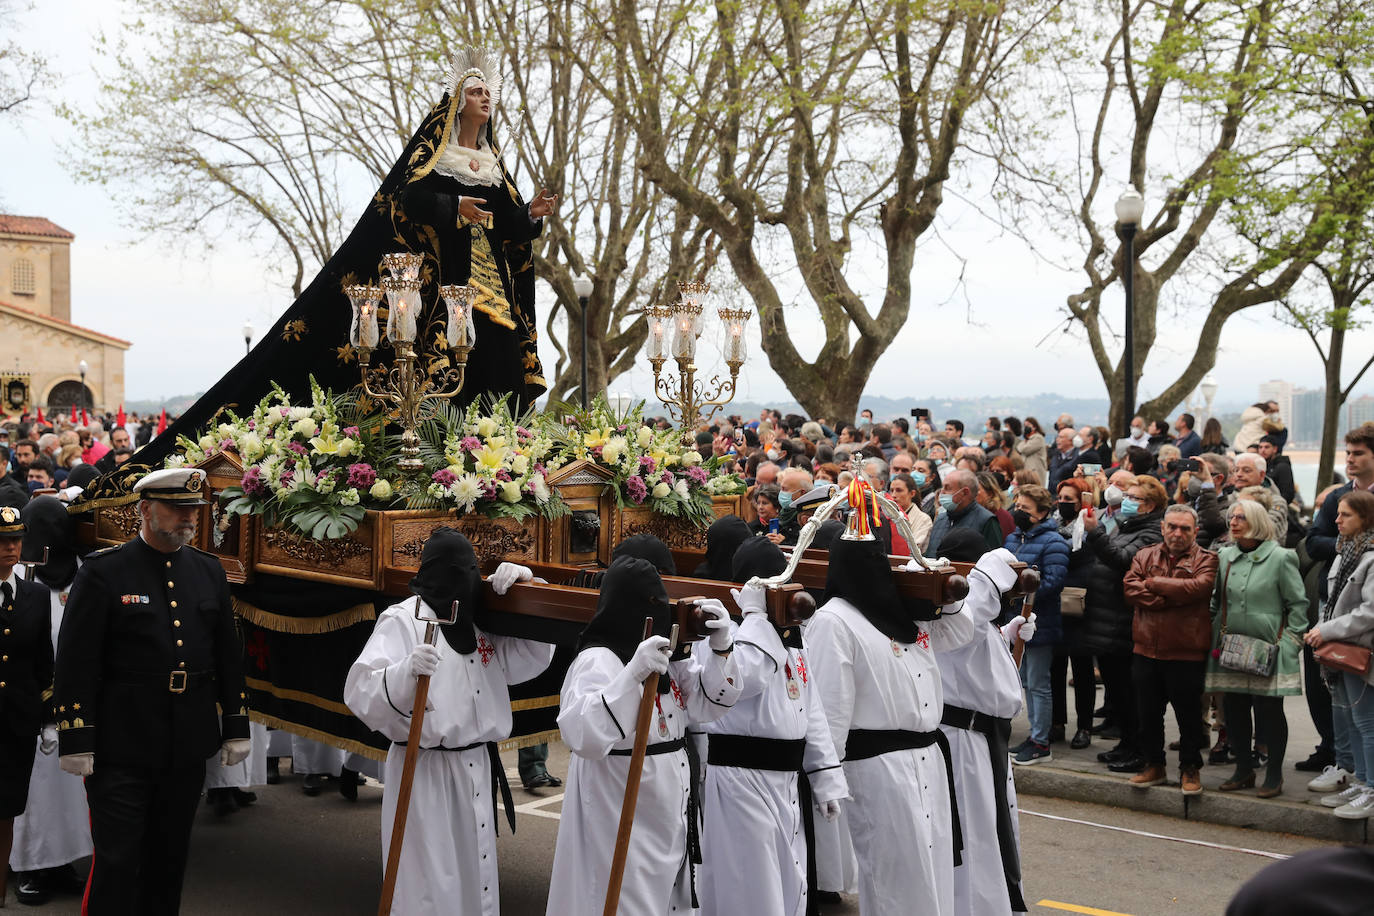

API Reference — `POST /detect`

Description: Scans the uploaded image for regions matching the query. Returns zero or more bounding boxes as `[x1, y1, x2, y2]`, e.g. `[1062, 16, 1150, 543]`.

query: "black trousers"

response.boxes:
[84, 761, 206, 916]
[1223, 694, 1287, 785]
[1097, 652, 1138, 751]
[1133, 656, 1206, 769]
[1052, 652, 1096, 732]
[1303, 644, 1335, 754]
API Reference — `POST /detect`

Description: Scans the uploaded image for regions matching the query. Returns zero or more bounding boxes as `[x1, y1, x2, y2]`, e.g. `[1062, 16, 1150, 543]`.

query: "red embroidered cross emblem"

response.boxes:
[670, 678, 686, 709]
[247, 630, 271, 672]
[476, 635, 496, 667]
[915, 629, 930, 650]
[795, 653, 808, 686]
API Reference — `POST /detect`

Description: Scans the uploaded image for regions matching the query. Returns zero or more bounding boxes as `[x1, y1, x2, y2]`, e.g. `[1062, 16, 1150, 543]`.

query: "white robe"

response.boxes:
[806, 596, 975, 916]
[10, 575, 92, 873]
[548, 645, 741, 916]
[204, 720, 269, 790]
[698, 614, 847, 916]
[936, 559, 1027, 916]
[344, 599, 554, 916]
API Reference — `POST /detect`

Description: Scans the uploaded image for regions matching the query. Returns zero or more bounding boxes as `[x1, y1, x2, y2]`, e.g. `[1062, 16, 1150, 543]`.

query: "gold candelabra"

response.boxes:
[646, 280, 751, 428]
[343, 253, 476, 472]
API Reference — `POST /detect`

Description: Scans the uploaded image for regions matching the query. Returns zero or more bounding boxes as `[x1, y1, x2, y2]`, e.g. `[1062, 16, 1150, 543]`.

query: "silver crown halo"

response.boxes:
[445, 45, 504, 108]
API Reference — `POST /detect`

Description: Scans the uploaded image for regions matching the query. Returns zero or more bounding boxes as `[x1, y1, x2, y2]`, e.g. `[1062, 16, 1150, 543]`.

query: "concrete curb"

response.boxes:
[1014, 765, 1372, 844]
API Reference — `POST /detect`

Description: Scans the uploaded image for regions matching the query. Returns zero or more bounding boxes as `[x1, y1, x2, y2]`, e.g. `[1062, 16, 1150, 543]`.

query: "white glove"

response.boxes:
[730, 584, 768, 617]
[817, 798, 842, 822]
[60, 752, 94, 777]
[626, 635, 672, 682]
[409, 642, 442, 678]
[1019, 612, 1038, 642]
[39, 725, 58, 756]
[1001, 612, 1037, 644]
[490, 562, 533, 595]
[220, 738, 252, 767]
[698, 598, 733, 652]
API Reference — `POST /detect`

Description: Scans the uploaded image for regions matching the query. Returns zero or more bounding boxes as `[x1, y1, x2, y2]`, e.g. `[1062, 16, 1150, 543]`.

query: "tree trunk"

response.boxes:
[1318, 321, 1345, 494]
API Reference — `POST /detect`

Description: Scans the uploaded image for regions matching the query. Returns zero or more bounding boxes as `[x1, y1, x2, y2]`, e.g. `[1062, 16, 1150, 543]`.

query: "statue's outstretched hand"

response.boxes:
[529, 188, 558, 220]
[458, 196, 494, 228]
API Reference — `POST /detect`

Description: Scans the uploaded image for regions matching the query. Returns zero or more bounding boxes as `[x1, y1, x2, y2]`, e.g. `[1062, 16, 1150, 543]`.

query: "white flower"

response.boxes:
[652, 481, 671, 499]
[239, 433, 264, 463]
[475, 416, 500, 439]
[451, 473, 482, 512]
[370, 479, 393, 501]
[289, 406, 314, 421]
[338, 487, 360, 507]
[531, 474, 550, 503]
[336, 437, 357, 458]
[316, 473, 337, 495]
[165, 454, 186, 469]
[511, 454, 530, 476]
[499, 480, 523, 503]
[198, 434, 217, 452]
[602, 435, 628, 466]
[681, 450, 701, 467]
[637, 426, 653, 448]
[292, 418, 318, 438]
[673, 478, 690, 500]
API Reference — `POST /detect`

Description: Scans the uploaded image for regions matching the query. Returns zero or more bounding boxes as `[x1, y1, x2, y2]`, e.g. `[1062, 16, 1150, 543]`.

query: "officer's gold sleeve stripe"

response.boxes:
[245, 678, 355, 716]
[234, 600, 376, 635]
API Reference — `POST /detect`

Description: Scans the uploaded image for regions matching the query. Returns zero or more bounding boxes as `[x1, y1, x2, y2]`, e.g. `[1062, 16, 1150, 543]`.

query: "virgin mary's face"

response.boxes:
[461, 80, 491, 125]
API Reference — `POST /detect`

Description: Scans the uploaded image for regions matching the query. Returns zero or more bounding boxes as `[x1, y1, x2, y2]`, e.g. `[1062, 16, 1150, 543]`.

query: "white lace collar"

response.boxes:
[433, 139, 501, 187]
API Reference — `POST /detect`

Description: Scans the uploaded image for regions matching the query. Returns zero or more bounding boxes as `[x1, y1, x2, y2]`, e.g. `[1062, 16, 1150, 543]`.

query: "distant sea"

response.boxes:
[1288, 450, 1343, 505]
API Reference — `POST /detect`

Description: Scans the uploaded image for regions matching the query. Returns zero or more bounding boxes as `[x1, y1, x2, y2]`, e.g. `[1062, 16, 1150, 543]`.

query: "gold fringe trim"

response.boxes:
[236, 600, 376, 634]
[249, 711, 388, 763]
[499, 728, 563, 752]
[70, 491, 140, 515]
[245, 676, 355, 717]
[509, 694, 560, 712]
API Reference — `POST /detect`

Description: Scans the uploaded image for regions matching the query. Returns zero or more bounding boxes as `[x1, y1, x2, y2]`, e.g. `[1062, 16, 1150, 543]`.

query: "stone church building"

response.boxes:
[0, 214, 129, 417]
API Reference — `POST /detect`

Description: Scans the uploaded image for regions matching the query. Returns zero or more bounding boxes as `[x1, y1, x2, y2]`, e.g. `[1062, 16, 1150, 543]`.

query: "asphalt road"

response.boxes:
[12, 742, 1338, 915]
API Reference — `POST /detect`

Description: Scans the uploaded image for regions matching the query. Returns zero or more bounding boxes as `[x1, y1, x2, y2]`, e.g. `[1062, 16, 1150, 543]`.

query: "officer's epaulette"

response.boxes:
[84, 545, 120, 559]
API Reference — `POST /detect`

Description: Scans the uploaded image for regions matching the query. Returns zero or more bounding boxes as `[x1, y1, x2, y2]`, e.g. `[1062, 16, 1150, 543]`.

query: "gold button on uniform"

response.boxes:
[166, 560, 172, 568]
[0, 682, 6, 688]
[173, 620, 181, 627]
[176, 640, 183, 647]
[170, 601, 178, 608]
[167, 581, 174, 588]
[178, 661, 186, 668]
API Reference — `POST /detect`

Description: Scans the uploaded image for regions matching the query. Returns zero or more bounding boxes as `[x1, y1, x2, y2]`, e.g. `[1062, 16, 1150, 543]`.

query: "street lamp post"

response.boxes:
[243, 321, 255, 356]
[573, 274, 594, 409]
[77, 359, 89, 417]
[1114, 187, 1146, 438]
[1201, 375, 1218, 422]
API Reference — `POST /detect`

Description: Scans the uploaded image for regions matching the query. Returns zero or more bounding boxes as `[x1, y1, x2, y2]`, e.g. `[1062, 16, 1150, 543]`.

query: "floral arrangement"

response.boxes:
[554, 395, 745, 526]
[411, 398, 569, 522]
[172, 378, 399, 539]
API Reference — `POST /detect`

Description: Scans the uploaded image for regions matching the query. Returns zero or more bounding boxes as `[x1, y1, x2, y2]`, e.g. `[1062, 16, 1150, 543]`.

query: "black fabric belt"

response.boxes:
[842, 728, 963, 868]
[391, 739, 515, 835]
[609, 737, 686, 757]
[707, 734, 807, 772]
[107, 669, 214, 693]
[940, 704, 1025, 911]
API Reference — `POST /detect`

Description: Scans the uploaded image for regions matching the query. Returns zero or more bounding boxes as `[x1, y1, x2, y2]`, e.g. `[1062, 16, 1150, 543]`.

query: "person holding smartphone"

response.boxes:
[750, 483, 786, 545]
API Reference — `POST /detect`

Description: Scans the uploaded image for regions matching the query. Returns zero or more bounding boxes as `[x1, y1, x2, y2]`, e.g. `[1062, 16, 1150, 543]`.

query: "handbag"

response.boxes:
[1216, 563, 1278, 678]
[1315, 641, 1373, 678]
[1059, 586, 1086, 619]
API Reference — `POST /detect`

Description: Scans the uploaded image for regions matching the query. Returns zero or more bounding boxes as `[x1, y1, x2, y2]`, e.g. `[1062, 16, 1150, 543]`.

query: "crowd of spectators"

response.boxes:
[0, 410, 167, 509]
[697, 403, 1374, 815]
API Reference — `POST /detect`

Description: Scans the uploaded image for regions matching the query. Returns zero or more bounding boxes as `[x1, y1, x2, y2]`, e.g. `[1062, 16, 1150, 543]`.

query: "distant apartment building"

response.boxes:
[1350, 395, 1374, 431]
[1290, 387, 1326, 448]
[1258, 380, 1294, 431]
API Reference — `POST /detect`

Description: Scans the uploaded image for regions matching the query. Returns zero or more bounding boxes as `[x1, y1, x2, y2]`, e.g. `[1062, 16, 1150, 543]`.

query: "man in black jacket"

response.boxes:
[54, 468, 250, 915]
[0, 446, 28, 509]
[1257, 436, 1296, 504]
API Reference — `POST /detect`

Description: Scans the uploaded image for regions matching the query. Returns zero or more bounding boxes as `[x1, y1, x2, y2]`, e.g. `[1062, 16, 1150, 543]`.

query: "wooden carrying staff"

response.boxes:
[603, 617, 680, 916]
[1011, 568, 1041, 667]
[377, 597, 458, 916]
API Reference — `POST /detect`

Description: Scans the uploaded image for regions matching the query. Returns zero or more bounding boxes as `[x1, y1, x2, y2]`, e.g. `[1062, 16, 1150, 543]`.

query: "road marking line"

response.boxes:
[1036, 901, 1132, 916]
[498, 794, 564, 821]
[1020, 808, 1291, 860]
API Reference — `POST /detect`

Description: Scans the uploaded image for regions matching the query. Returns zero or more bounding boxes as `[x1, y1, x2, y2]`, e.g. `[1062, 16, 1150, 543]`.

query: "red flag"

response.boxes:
[80, 407, 89, 426]
[70, 404, 77, 423]
[157, 409, 168, 435]
[116, 404, 126, 427]
[36, 407, 44, 424]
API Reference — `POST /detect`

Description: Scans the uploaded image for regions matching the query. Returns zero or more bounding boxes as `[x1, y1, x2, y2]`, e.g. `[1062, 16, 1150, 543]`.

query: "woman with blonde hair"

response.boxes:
[1206, 499, 1307, 796]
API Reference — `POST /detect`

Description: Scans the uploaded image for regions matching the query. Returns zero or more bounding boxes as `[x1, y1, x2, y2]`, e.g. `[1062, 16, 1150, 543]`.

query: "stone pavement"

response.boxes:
[1008, 689, 1372, 844]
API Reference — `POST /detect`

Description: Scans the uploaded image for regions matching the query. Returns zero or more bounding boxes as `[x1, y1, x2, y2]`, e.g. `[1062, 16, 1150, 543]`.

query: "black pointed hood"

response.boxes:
[731, 535, 787, 582]
[577, 556, 673, 691]
[407, 526, 481, 654]
[612, 533, 676, 576]
[823, 537, 918, 643]
[21, 496, 78, 590]
[694, 515, 752, 580]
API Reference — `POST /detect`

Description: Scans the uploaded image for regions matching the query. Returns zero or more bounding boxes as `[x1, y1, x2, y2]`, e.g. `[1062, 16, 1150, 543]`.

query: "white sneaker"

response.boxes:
[1321, 784, 1365, 808]
[1308, 765, 1352, 793]
[1335, 787, 1374, 820]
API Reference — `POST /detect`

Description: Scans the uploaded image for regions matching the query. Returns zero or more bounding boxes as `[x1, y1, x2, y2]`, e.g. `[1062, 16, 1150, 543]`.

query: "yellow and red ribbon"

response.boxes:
[845, 476, 884, 538]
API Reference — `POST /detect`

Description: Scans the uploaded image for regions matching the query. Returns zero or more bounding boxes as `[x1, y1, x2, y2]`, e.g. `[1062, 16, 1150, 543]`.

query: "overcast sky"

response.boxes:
[4, 0, 1371, 412]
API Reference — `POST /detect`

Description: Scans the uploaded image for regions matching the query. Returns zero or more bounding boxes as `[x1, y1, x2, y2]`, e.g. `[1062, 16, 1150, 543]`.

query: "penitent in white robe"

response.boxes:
[10, 575, 92, 873]
[807, 596, 975, 916]
[204, 720, 269, 790]
[344, 598, 554, 916]
[936, 557, 1027, 916]
[698, 614, 847, 916]
[548, 645, 741, 916]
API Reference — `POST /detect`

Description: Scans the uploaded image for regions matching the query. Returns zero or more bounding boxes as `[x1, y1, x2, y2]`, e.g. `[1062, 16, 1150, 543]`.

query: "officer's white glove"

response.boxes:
[409, 642, 442, 678]
[1001, 612, 1037, 644]
[490, 562, 533, 595]
[39, 725, 58, 755]
[817, 798, 842, 822]
[730, 584, 768, 617]
[697, 598, 733, 652]
[626, 636, 672, 682]
[60, 753, 94, 777]
[220, 738, 252, 767]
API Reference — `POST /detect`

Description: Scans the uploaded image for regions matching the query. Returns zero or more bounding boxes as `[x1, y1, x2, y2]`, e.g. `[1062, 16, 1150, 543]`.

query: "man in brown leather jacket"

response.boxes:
[1122, 505, 1219, 795]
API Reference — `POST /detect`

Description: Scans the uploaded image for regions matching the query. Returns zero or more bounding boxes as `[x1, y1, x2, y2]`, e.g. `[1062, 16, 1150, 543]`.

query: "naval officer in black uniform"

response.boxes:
[0, 505, 57, 909]
[54, 468, 251, 915]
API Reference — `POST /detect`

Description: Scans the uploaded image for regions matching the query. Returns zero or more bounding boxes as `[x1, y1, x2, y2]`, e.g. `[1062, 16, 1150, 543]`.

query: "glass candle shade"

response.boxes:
[383, 277, 421, 343]
[382, 251, 424, 281]
[344, 284, 382, 349]
[439, 285, 478, 350]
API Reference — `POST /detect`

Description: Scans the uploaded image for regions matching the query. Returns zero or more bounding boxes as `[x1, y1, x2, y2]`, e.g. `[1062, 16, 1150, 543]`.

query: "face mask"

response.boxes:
[911, 471, 927, 487]
[766, 449, 780, 461]
[1012, 508, 1035, 531]
[938, 493, 957, 514]
[1072, 435, 1084, 449]
[778, 491, 793, 510]
[1058, 502, 1078, 522]
[1119, 496, 1140, 518]
[1104, 484, 1124, 507]
[1131, 426, 1144, 438]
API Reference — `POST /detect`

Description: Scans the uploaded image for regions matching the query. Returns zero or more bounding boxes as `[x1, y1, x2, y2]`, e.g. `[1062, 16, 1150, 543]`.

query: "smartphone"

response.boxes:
[912, 408, 930, 421]
[768, 518, 781, 535]
[1179, 458, 1204, 473]
[1080, 462, 1102, 476]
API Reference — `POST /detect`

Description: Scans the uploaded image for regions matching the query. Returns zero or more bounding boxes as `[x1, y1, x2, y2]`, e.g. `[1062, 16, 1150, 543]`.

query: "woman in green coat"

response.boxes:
[1206, 499, 1308, 797]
